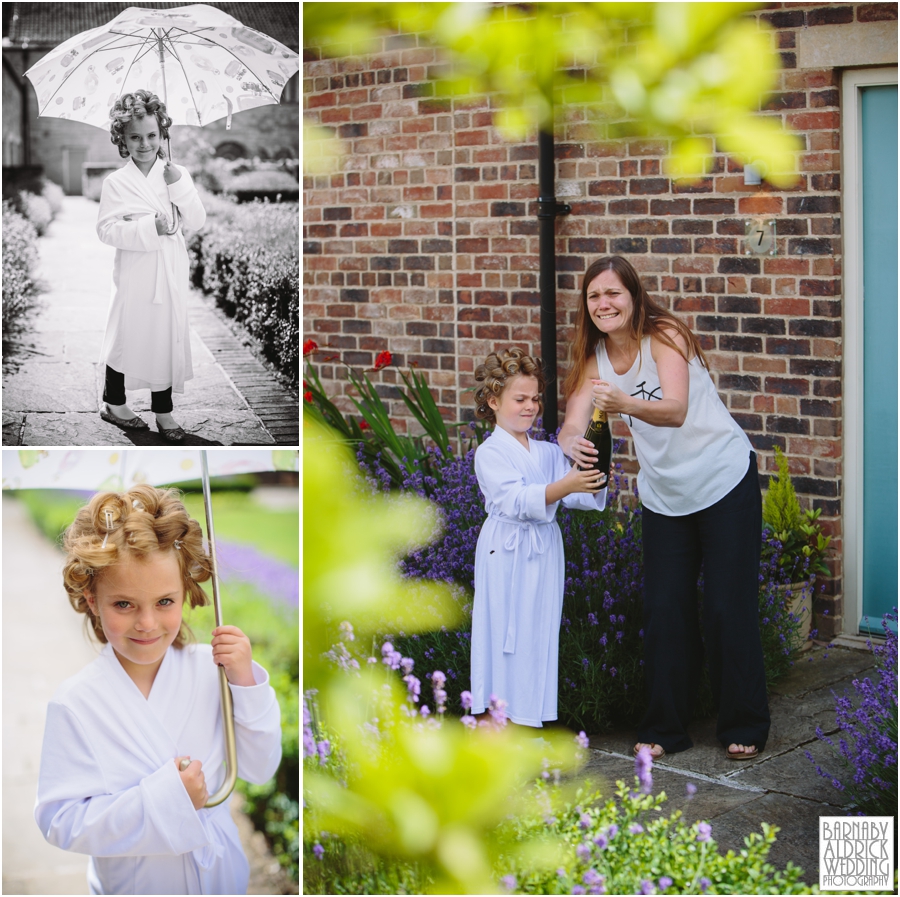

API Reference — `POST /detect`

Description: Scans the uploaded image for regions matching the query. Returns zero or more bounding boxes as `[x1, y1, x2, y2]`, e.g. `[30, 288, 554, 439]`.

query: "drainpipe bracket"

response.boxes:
[536, 198, 571, 219]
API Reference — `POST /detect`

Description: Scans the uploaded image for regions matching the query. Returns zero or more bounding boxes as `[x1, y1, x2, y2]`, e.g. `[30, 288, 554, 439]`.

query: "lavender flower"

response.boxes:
[699, 877, 711, 892]
[583, 869, 603, 887]
[579, 813, 592, 829]
[500, 874, 517, 892]
[572, 887, 586, 895]
[658, 876, 672, 890]
[593, 832, 608, 850]
[634, 744, 653, 794]
[403, 674, 421, 703]
[576, 842, 592, 862]
[686, 782, 697, 798]
[696, 822, 712, 842]
[639, 881, 655, 895]
[606, 824, 618, 838]
[629, 823, 643, 835]
[431, 670, 448, 714]
[316, 739, 331, 765]
[216, 540, 298, 607]
[460, 690, 473, 711]
[576, 731, 589, 750]
[312, 842, 324, 859]
[489, 694, 508, 727]
[460, 714, 476, 729]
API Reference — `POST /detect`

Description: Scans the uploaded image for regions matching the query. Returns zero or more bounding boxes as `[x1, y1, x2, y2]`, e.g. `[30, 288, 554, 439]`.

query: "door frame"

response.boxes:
[841, 66, 898, 636]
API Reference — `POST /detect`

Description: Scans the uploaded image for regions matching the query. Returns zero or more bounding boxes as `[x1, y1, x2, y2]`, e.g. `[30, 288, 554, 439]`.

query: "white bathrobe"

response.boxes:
[35, 642, 282, 895]
[470, 427, 608, 726]
[97, 157, 206, 394]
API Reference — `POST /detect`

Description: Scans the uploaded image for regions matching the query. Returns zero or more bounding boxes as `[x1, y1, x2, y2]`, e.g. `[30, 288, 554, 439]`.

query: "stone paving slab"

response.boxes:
[4, 361, 99, 413]
[771, 645, 876, 696]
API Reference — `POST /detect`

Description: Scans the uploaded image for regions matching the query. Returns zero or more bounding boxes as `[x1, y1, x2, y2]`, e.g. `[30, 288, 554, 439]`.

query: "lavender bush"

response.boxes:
[808, 610, 897, 816]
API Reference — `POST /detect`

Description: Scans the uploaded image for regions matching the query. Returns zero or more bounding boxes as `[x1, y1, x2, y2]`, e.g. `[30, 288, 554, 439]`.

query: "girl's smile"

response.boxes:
[85, 549, 185, 687]
[122, 116, 162, 173]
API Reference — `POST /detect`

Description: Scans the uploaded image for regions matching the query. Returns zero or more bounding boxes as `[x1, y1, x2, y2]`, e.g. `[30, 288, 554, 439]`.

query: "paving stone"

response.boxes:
[2, 413, 25, 446]
[771, 645, 876, 697]
[3, 362, 98, 413]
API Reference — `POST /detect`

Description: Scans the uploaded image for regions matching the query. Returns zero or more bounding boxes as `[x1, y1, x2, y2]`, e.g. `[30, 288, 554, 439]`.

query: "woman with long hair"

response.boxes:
[558, 256, 770, 761]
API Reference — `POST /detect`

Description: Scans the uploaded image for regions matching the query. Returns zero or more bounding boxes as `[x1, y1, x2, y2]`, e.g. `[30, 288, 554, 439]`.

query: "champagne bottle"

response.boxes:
[582, 406, 612, 486]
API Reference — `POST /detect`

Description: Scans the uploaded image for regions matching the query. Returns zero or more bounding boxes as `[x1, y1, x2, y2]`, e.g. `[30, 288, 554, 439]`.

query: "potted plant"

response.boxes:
[762, 447, 832, 649]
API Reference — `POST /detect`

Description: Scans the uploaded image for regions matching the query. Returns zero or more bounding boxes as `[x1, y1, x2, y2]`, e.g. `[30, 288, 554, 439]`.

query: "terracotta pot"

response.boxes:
[776, 578, 814, 651]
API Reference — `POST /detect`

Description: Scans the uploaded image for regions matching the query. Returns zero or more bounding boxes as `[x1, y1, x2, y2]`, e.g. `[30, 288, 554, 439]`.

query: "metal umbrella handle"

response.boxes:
[199, 450, 238, 808]
[156, 32, 180, 235]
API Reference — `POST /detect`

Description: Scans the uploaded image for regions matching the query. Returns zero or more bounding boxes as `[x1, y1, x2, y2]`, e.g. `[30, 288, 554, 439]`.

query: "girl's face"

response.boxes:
[488, 374, 541, 441]
[586, 268, 635, 338]
[85, 549, 185, 675]
[122, 115, 161, 164]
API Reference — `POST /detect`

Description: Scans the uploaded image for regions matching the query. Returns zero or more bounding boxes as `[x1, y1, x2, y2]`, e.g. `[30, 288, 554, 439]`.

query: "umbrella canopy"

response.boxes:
[2, 448, 298, 492]
[23, 4, 299, 131]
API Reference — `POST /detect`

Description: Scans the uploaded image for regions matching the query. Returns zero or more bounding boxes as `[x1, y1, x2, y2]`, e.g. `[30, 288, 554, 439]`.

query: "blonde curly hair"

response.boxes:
[62, 485, 211, 648]
[473, 347, 545, 423]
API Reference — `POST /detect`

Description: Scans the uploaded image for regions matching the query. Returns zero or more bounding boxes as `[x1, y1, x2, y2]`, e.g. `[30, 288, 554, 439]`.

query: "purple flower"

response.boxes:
[572, 887, 586, 895]
[583, 869, 603, 887]
[629, 823, 643, 834]
[316, 739, 330, 765]
[402, 674, 421, 703]
[216, 540, 298, 607]
[639, 881, 655, 895]
[699, 877, 711, 892]
[460, 690, 473, 711]
[579, 813, 591, 829]
[312, 842, 324, 859]
[400, 657, 415, 674]
[686, 782, 697, 798]
[606, 824, 618, 838]
[489, 694, 508, 727]
[460, 714, 476, 729]
[576, 842, 592, 862]
[593, 832, 608, 850]
[500, 874, 517, 892]
[634, 744, 653, 793]
[696, 822, 712, 842]
[576, 731, 590, 750]
[659, 877, 672, 890]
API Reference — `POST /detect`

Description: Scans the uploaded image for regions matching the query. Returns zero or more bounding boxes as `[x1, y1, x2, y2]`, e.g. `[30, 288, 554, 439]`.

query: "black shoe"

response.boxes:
[100, 403, 149, 431]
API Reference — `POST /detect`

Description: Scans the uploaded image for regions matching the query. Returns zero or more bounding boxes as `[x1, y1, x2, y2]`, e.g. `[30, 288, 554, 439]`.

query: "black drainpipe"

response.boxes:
[536, 125, 570, 434]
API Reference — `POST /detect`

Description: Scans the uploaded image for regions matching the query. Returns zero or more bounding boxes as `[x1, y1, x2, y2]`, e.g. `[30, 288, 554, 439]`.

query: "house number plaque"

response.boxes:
[743, 218, 776, 256]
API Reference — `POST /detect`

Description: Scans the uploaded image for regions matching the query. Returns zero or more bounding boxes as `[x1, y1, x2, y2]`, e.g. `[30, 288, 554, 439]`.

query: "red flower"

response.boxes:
[359, 420, 371, 431]
[373, 350, 392, 371]
[324, 354, 339, 362]
[303, 339, 319, 357]
[304, 391, 313, 403]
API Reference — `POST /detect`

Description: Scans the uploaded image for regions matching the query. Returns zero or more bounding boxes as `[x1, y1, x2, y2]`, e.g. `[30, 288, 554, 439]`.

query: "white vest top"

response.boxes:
[596, 336, 753, 516]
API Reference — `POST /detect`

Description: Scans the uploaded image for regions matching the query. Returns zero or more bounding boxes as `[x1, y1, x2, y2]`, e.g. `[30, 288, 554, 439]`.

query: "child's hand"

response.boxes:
[163, 161, 182, 185]
[211, 625, 255, 687]
[175, 756, 208, 810]
[564, 464, 606, 495]
[154, 212, 168, 235]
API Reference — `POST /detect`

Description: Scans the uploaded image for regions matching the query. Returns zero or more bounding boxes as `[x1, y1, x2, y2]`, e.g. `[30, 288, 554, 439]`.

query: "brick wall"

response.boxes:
[304, 2, 899, 639]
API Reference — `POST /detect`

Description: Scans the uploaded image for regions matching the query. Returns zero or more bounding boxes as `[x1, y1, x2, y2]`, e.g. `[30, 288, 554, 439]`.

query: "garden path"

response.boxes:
[581, 644, 878, 886]
[0, 495, 291, 894]
[2, 196, 297, 447]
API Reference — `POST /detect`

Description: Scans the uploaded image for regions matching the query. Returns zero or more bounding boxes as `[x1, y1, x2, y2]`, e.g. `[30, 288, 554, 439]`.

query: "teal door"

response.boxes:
[860, 84, 898, 635]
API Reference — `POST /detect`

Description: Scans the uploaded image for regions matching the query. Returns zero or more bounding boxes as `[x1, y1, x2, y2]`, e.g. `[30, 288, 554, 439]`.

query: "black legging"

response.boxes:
[637, 452, 770, 753]
[103, 365, 173, 414]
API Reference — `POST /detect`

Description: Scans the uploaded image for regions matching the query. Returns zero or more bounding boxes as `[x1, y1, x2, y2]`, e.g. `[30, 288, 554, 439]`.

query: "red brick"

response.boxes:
[765, 298, 811, 316]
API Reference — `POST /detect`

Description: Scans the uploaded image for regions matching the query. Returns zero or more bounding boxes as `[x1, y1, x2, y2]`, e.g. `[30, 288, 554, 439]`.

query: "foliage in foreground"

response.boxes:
[808, 611, 898, 817]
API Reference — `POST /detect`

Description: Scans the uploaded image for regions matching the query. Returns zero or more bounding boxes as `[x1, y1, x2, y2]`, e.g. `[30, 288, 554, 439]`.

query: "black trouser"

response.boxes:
[637, 452, 770, 753]
[103, 365, 173, 414]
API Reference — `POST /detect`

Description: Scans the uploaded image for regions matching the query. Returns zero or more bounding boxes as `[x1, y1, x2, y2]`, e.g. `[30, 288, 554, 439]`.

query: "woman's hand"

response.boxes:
[211, 625, 255, 687]
[568, 435, 599, 468]
[154, 212, 168, 235]
[591, 379, 631, 416]
[163, 161, 182, 185]
[175, 757, 208, 810]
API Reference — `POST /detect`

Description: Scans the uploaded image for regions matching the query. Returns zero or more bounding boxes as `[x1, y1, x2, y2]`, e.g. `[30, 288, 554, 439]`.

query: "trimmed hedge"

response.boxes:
[2, 201, 42, 334]
[188, 200, 299, 384]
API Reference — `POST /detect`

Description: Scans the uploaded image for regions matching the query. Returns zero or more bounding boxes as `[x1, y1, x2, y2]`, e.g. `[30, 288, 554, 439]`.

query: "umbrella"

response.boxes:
[2, 448, 298, 807]
[23, 4, 299, 138]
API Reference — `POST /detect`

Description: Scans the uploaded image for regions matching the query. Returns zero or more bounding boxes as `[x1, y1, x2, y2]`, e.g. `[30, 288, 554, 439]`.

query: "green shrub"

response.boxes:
[2, 201, 42, 334]
[188, 202, 299, 384]
[226, 169, 299, 203]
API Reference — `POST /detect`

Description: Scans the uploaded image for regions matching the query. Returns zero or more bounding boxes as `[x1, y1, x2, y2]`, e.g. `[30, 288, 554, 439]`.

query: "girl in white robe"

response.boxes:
[97, 90, 207, 442]
[35, 485, 282, 895]
[469, 349, 608, 727]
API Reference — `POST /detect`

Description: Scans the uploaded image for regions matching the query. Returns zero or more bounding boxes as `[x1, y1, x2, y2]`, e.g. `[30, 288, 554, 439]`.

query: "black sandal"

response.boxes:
[100, 403, 149, 431]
